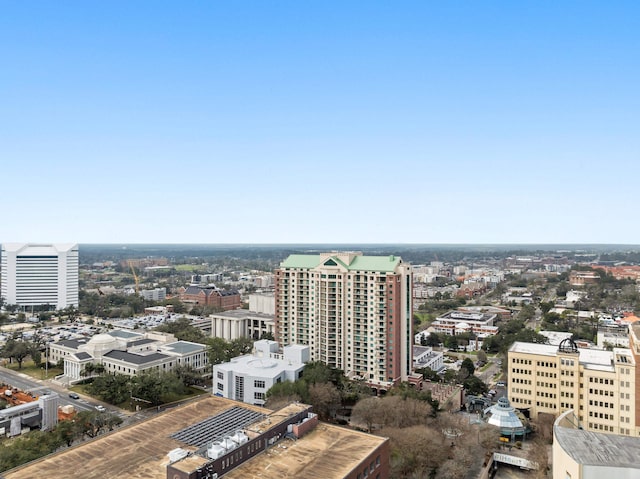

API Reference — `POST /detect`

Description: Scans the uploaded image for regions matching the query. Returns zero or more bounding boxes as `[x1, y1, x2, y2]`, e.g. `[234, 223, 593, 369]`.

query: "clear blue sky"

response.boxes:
[1, 2, 638, 244]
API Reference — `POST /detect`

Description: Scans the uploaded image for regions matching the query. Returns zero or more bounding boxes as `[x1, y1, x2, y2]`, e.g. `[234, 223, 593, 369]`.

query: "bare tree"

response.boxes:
[308, 382, 341, 420]
[351, 397, 382, 432]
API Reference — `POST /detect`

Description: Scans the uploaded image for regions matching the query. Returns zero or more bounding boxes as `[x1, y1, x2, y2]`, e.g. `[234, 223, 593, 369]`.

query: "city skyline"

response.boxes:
[2, 2, 638, 244]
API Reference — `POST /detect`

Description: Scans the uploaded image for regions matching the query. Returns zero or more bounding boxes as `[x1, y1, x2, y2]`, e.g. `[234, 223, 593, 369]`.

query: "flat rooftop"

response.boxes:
[509, 342, 634, 372]
[3, 396, 267, 479]
[4, 397, 386, 479]
[209, 309, 274, 320]
[223, 423, 387, 479]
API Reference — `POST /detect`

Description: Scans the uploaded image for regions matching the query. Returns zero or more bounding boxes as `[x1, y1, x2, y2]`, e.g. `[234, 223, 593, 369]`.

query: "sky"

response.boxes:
[1, 2, 639, 245]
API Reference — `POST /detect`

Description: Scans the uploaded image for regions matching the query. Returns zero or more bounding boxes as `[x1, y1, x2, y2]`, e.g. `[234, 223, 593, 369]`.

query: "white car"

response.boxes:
[95, 405, 106, 412]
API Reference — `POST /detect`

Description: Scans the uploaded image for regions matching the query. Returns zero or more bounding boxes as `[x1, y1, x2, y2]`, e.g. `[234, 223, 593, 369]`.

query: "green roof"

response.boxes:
[348, 255, 401, 272]
[280, 254, 322, 269]
[280, 254, 402, 273]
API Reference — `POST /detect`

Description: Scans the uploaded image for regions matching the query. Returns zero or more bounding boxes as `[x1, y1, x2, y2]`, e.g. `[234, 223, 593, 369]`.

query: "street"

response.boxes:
[0, 366, 123, 416]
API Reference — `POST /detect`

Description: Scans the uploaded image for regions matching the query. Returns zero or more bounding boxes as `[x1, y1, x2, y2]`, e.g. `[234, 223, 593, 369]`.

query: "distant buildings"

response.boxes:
[213, 340, 308, 406]
[275, 252, 412, 390]
[178, 285, 242, 311]
[140, 287, 166, 302]
[1, 243, 79, 310]
[508, 337, 637, 436]
[569, 271, 600, 286]
[431, 310, 499, 338]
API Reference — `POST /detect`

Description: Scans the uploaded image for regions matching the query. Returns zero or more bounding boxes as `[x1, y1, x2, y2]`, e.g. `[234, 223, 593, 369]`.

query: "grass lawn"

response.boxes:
[174, 264, 203, 272]
[4, 360, 63, 380]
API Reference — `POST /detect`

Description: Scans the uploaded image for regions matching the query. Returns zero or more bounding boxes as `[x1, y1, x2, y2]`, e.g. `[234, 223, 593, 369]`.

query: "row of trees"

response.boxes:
[0, 338, 42, 369]
[350, 391, 495, 478]
[0, 410, 122, 472]
[265, 362, 373, 420]
[86, 368, 199, 407]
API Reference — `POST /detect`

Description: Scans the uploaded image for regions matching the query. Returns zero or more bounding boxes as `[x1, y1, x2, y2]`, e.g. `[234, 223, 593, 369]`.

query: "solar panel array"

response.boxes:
[170, 406, 264, 448]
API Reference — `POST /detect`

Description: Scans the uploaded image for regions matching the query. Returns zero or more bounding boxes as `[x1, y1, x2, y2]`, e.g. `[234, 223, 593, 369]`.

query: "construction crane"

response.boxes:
[128, 260, 140, 295]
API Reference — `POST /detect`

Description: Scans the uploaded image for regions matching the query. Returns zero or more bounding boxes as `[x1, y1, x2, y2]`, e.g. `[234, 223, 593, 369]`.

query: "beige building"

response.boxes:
[275, 252, 412, 390]
[508, 338, 637, 436]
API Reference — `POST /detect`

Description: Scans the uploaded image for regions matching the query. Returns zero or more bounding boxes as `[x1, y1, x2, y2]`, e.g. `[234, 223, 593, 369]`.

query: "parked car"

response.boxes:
[69, 392, 80, 399]
[95, 405, 106, 412]
[496, 381, 506, 387]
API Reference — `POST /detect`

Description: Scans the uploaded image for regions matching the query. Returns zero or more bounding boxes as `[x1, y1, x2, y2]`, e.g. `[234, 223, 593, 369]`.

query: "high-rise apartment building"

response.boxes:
[508, 338, 637, 436]
[275, 252, 412, 389]
[1, 243, 79, 310]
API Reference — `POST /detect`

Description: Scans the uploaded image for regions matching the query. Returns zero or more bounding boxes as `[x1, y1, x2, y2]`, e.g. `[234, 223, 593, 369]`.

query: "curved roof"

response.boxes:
[485, 397, 523, 429]
[88, 333, 119, 345]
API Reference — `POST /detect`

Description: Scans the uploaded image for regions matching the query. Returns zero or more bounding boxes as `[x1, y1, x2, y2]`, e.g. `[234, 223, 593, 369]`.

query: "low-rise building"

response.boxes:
[431, 310, 498, 338]
[140, 287, 167, 302]
[2, 395, 391, 479]
[209, 309, 275, 341]
[178, 285, 241, 310]
[412, 345, 443, 372]
[213, 340, 308, 406]
[50, 330, 207, 383]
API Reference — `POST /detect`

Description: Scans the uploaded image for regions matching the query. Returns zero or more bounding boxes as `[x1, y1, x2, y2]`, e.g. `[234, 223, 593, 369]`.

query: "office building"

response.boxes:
[1, 243, 79, 310]
[213, 340, 308, 405]
[508, 338, 637, 436]
[275, 252, 412, 389]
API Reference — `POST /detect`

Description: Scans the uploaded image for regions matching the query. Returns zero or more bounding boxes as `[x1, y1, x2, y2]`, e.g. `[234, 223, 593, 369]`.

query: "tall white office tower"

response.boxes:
[1, 243, 79, 310]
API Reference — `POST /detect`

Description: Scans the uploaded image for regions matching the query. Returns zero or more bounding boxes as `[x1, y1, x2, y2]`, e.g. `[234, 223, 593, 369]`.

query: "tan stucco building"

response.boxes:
[508, 338, 637, 436]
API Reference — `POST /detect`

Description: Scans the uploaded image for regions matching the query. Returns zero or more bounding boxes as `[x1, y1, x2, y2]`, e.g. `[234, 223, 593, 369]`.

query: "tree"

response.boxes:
[426, 333, 443, 347]
[174, 364, 203, 387]
[155, 317, 206, 343]
[308, 382, 341, 420]
[259, 331, 275, 341]
[206, 337, 230, 365]
[518, 304, 535, 321]
[81, 363, 96, 377]
[477, 350, 487, 363]
[301, 361, 343, 386]
[266, 380, 308, 405]
[55, 418, 83, 447]
[382, 425, 451, 478]
[462, 376, 488, 396]
[460, 357, 475, 376]
[87, 373, 131, 404]
[131, 370, 183, 406]
[0, 339, 32, 369]
[351, 396, 382, 432]
[227, 337, 253, 358]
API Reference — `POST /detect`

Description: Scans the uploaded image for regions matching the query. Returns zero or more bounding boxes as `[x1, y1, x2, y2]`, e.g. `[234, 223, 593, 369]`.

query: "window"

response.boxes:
[254, 392, 265, 400]
[217, 371, 224, 379]
[254, 380, 266, 388]
[217, 383, 224, 391]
